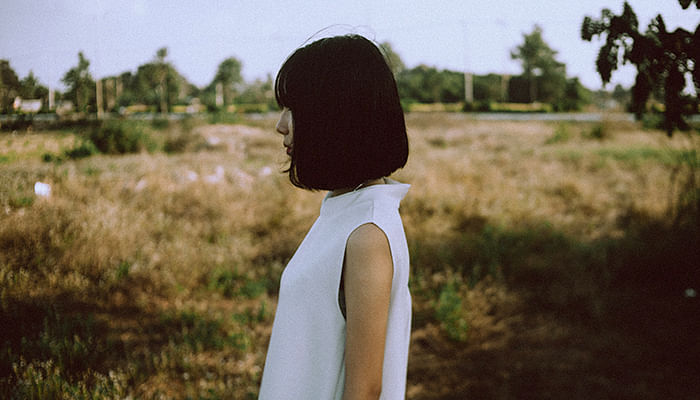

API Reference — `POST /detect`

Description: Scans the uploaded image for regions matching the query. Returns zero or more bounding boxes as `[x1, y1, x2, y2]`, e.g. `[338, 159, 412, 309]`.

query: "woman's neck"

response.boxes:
[329, 178, 386, 198]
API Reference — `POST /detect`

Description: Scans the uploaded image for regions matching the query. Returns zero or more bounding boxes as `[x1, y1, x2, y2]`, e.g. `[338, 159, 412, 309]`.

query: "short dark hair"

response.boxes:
[275, 34, 408, 190]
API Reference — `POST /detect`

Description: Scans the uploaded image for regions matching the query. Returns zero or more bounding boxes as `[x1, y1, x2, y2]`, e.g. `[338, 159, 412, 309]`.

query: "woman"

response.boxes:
[258, 34, 411, 400]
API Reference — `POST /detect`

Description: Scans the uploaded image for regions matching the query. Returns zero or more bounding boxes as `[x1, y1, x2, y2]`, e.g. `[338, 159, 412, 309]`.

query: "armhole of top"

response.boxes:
[337, 222, 394, 320]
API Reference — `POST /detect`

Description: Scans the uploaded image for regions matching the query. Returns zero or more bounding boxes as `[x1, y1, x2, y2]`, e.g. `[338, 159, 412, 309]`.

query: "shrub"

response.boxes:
[6, 359, 126, 400]
[63, 140, 99, 160]
[545, 123, 571, 145]
[585, 122, 611, 140]
[208, 112, 239, 125]
[434, 280, 469, 342]
[150, 117, 170, 130]
[88, 121, 155, 154]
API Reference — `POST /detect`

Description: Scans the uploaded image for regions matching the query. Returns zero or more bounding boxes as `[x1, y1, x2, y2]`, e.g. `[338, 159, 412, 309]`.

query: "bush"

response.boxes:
[585, 122, 611, 140]
[63, 141, 99, 160]
[6, 359, 126, 400]
[208, 112, 239, 125]
[434, 280, 469, 342]
[545, 123, 571, 145]
[641, 113, 665, 130]
[88, 121, 155, 154]
[150, 117, 170, 130]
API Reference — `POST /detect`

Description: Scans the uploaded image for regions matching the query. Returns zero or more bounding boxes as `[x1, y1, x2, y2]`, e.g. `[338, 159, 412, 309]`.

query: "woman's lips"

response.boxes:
[285, 146, 292, 155]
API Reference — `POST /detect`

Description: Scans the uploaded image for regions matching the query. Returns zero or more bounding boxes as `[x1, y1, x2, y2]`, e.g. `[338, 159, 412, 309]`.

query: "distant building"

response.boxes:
[13, 97, 42, 113]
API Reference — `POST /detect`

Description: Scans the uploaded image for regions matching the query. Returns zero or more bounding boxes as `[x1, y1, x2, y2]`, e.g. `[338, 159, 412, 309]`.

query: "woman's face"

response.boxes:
[276, 107, 294, 156]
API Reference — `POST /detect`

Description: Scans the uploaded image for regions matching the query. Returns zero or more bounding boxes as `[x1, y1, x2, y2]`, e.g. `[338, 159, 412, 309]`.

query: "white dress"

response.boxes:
[258, 179, 412, 399]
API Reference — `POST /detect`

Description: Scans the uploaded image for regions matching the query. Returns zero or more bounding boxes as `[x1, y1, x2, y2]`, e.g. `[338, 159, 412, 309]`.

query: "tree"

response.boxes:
[61, 52, 95, 114]
[19, 71, 49, 99]
[581, 1, 699, 135]
[155, 47, 170, 113]
[559, 77, 591, 111]
[0, 60, 21, 113]
[473, 74, 504, 103]
[130, 48, 190, 112]
[396, 65, 465, 103]
[380, 42, 406, 76]
[237, 74, 275, 109]
[511, 25, 567, 104]
[210, 57, 243, 108]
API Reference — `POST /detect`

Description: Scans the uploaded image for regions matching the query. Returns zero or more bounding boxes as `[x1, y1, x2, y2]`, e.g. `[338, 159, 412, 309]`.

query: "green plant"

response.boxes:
[545, 123, 571, 145]
[160, 310, 249, 352]
[115, 261, 130, 280]
[7, 359, 126, 400]
[208, 268, 239, 298]
[434, 280, 469, 342]
[208, 112, 239, 125]
[586, 123, 609, 140]
[63, 140, 98, 160]
[88, 121, 155, 154]
[151, 117, 170, 130]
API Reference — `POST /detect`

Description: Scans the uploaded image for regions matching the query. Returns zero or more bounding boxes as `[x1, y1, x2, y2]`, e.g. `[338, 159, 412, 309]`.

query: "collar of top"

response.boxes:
[320, 178, 410, 217]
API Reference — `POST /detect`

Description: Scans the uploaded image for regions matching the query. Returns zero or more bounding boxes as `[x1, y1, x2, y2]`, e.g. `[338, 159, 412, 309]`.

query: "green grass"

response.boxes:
[596, 147, 696, 166]
[544, 123, 571, 145]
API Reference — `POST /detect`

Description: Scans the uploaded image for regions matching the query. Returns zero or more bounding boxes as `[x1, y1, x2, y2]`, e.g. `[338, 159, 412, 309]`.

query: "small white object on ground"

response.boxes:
[34, 182, 51, 197]
[204, 166, 225, 184]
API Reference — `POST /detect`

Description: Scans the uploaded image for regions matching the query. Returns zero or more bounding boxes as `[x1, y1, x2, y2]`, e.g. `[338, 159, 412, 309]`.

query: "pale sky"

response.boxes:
[1, 0, 698, 92]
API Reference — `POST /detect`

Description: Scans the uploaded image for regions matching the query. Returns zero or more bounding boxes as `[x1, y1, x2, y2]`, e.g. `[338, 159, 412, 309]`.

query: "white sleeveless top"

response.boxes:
[258, 179, 411, 399]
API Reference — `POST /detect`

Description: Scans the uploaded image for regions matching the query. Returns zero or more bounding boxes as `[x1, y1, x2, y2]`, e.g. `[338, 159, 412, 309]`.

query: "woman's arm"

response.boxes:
[342, 223, 393, 400]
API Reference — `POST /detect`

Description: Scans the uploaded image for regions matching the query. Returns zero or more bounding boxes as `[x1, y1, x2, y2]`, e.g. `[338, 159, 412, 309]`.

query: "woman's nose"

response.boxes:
[276, 112, 289, 135]
[276, 121, 287, 135]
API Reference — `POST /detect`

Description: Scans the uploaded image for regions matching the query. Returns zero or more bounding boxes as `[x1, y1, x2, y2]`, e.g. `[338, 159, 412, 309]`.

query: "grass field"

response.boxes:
[1, 113, 698, 399]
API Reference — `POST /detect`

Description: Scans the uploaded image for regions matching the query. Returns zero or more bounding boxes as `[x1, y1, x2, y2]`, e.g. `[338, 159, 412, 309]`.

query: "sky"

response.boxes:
[1, 0, 698, 93]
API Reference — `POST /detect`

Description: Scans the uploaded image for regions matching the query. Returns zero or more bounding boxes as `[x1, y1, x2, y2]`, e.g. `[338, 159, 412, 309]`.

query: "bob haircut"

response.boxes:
[275, 34, 408, 190]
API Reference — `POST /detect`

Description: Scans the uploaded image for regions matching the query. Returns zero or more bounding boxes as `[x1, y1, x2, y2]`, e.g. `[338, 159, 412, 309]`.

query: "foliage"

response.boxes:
[61, 52, 95, 114]
[545, 123, 571, 145]
[131, 48, 190, 113]
[558, 77, 591, 111]
[87, 120, 154, 154]
[0, 60, 21, 113]
[511, 25, 567, 104]
[473, 73, 505, 103]
[235, 75, 275, 110]
[380, 41, 406, 76]
[434, 280, 469, 342]
[63, 140, 99, 160]
[8, 359, 126, 400]
[396, 65, 464, 103]
[201, 57, 244, 110]
[19, 72, 49, 110]
[581, 0, 700, 135]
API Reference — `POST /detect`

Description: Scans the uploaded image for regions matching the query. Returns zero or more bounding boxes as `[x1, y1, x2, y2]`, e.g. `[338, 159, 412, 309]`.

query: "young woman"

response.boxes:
[258, 34, 411, 400]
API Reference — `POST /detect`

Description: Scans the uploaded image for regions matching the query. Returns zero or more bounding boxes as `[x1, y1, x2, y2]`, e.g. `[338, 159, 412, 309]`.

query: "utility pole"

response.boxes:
[501, 74, 510, 102]
[464, 72, 474, 103]
[96, 78, 104, 119]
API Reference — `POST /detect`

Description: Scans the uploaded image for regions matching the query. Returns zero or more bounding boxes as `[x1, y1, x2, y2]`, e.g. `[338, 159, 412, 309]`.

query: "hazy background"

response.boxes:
[2, 0, 699, 92]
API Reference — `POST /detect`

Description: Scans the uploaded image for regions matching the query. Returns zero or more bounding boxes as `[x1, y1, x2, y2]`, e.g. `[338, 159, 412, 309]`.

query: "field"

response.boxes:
[1, 113, 698, 399]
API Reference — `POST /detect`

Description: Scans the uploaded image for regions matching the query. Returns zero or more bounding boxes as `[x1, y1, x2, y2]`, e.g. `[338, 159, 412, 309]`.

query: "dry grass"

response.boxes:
[1, 113, 698, 399]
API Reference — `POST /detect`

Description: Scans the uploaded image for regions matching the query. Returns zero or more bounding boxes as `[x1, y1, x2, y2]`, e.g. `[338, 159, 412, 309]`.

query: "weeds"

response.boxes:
[1, 115, 697, 398]
[585, 121, 611, 140]
[7, 359, 126, 400]
[88, 120, 156, 154]
[434, 279, 469, 342]
[545, 123, 571, 145]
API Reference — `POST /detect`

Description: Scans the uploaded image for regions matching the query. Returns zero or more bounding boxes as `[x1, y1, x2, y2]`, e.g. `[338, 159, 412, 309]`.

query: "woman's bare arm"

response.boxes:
[342, 223, 393, 400]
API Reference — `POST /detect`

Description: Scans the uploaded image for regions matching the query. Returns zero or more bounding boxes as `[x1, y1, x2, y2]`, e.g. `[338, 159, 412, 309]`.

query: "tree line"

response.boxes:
[0, 25, 597, 116]
[0, 47, 275, 116]
[2, 1, 698, 126]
